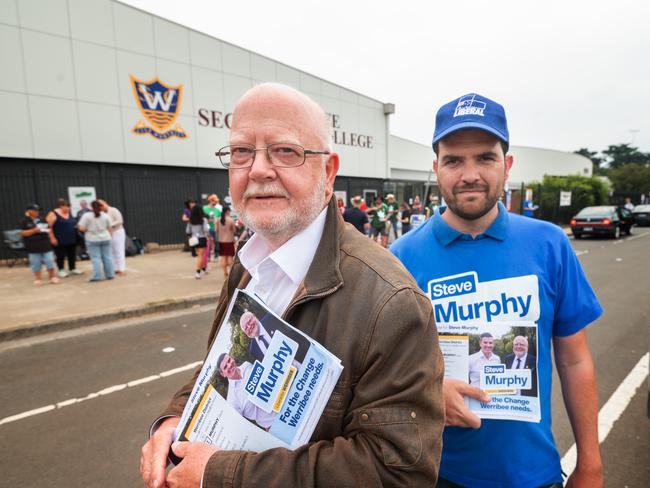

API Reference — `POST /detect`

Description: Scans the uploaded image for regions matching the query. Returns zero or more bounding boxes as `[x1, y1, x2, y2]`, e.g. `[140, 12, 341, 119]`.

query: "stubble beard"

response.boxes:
[441, 181, 504, 221]
[233, 169, 327, 244]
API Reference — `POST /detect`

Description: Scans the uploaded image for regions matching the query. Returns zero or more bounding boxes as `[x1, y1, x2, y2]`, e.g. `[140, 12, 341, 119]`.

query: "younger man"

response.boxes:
[392, 93, 603, 487]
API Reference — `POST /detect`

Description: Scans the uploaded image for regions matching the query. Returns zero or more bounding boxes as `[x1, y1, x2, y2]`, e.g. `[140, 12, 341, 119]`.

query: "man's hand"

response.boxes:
[443, 378, 491, 428]
[140, 416, 180, 488]
[565, 464, 603, 488]
[167, 442, 220, 488]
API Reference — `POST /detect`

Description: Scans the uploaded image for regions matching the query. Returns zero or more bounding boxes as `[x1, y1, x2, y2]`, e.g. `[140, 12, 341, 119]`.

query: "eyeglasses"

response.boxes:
[215, 143, 330, 169]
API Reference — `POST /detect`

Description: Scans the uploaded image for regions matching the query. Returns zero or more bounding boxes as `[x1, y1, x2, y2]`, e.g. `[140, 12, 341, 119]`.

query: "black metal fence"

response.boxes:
[1, 157, 383, 260]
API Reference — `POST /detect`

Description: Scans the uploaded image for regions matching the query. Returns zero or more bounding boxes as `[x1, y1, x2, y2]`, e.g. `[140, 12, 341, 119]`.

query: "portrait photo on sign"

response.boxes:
[199, 292, 311, 430]
[467, 323, 538, 398]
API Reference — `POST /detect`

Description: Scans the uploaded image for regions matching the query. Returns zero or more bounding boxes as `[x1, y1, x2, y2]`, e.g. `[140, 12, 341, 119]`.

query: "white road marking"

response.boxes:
[0, 360, 202, 426]
[561, 352, 649, 475]
[572, 230, 649, 257]
[162, 347, 176, 353]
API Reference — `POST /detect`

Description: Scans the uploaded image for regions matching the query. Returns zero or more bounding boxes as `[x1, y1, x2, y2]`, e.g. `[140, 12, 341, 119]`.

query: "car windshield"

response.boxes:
[633, 205, 650, 212]
[576, 206, 614, 218]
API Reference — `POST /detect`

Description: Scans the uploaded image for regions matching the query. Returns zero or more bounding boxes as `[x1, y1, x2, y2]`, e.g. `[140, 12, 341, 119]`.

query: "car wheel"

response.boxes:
[613, 226, 621, 239]
[573, 233, 581, 239]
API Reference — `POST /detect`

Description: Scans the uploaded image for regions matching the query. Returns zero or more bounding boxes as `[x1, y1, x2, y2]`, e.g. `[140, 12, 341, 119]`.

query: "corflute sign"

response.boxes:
[428, 272, 539, 326]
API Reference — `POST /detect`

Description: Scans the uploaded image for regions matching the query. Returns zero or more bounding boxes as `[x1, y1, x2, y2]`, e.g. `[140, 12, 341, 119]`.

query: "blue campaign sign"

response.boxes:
[269, 345, 327, 445]
[245, 361, 265, 395]
[428, 272, 477, 300]
[246, 331, 298, 413]
[481, 365, 532, 390]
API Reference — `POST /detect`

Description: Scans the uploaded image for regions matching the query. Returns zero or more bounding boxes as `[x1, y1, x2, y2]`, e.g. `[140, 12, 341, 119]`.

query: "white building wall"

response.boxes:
[507, 146, 592, 185]
[389, 135, 435, 182]
[0, 0, 388, 178]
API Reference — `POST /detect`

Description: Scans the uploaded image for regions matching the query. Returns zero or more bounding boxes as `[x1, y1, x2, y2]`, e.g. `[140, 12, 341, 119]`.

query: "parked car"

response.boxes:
[570, 206, 634, 239]
[632, 204, 650, 226]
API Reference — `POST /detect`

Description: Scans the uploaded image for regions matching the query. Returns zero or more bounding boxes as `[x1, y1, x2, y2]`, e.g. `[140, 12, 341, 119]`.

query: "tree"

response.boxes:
[608, 164, 650, 194]
[529, 175, 609, 224]
[575, 148, 605, 175]
[602, 144, 649, 169]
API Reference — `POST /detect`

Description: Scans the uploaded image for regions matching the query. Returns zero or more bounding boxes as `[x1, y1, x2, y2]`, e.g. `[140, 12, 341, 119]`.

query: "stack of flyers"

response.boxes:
[174, 289, 343, 451]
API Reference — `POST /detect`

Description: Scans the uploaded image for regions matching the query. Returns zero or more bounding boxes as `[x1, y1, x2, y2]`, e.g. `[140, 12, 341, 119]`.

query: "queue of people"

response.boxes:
[19, 198, 127, 285]
[182, 194, 239, 279]
[342, 191, 443, 248]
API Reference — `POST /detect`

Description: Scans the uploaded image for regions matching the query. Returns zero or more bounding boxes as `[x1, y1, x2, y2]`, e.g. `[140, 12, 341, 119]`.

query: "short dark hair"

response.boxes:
[217, 353, 227, 376]
[91, 200, 102, 218]
[479, 332, 494, 340]
[189, 204, 205, 225]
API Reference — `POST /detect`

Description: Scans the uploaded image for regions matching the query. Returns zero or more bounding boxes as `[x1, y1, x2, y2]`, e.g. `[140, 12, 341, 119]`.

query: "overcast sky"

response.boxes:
[122, 0, 650, 154]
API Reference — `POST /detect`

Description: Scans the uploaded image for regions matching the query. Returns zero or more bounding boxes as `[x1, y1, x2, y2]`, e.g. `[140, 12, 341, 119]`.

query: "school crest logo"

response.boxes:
[130, 75, 187, 140]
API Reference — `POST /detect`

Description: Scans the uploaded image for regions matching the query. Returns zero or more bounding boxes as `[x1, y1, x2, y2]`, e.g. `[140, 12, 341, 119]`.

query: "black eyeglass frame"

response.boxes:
[215, 143, 330, 169]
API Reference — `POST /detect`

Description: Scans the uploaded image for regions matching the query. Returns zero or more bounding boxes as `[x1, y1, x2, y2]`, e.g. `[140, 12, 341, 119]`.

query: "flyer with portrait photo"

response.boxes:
[429, 271, 541, 422]
[174, 289, 343, 452]
[439, 322, 540, 422]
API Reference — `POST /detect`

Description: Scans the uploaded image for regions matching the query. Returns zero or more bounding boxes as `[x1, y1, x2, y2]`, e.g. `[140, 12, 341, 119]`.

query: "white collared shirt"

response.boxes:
[512, 353, 527, 369]
[468, 351, 501, 387]
[226, 361, 277, 429]
[237, 207, 327, 316]
[199, 208, 326, 488]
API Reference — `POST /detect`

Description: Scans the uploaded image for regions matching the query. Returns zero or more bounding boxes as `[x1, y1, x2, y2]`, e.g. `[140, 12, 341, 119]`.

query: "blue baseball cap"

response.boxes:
[432, 93, 509, 150]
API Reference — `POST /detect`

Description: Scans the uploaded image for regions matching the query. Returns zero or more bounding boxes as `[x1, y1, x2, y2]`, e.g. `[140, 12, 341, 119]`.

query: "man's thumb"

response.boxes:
[171, 441, 187, 458]
[461, 383, 491, 403]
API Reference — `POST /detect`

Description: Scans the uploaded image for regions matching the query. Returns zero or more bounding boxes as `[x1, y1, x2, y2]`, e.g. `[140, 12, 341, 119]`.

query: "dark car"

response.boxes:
[632, 205, 650, 226]
[570, 206, 633, 239]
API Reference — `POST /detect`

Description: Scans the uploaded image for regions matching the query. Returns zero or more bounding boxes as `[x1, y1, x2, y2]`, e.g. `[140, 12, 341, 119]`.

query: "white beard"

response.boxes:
[233, 169, 327, 244]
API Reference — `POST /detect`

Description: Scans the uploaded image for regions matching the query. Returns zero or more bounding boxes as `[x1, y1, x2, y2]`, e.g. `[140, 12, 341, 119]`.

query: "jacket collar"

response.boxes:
[298, 196, 344, 297]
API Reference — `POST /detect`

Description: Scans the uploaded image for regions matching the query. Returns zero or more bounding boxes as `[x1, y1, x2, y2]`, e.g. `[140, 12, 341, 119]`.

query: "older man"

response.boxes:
[239, 310, 309, 365]
[140, 83, 444, 488]
[505, 335, 538, 397]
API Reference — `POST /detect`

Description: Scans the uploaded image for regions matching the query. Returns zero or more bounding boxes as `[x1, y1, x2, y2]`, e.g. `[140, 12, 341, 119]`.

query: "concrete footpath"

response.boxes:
[0, 225, 573, 341]
[0, 249, 225, 341]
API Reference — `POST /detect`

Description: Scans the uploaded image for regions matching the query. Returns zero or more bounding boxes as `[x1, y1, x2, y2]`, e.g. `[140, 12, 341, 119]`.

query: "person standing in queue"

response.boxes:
[46, 198, 83, 278]
[78, 200, 114, 282]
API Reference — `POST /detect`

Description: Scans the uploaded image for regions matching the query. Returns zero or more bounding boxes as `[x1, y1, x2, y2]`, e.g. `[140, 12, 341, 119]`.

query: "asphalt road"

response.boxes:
[0, 229, 648, 487]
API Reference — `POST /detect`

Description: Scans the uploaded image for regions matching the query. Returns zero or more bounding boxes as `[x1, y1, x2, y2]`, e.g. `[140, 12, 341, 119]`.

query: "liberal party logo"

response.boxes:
[130, 75, 187, 140]
[454, 94, 486, 117]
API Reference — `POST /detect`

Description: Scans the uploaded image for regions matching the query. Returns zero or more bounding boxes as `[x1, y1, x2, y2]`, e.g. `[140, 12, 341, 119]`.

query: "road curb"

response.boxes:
[0, 293, 219, 342]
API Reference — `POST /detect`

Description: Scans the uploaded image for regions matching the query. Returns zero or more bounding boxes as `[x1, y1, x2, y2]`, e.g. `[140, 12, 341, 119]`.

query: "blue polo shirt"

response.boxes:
[391, 202, 602, 488]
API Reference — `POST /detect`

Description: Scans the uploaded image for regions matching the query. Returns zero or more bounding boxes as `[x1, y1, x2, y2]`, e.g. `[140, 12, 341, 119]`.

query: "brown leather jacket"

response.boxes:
[161, 198, 445, 487]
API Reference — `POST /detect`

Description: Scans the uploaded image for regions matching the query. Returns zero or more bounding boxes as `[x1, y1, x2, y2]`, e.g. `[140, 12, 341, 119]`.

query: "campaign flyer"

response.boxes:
[430, 272, 541, 422]
[175, 289, 343, 450]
